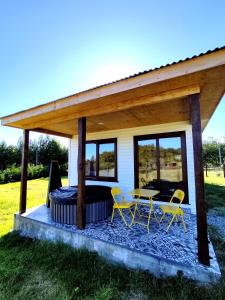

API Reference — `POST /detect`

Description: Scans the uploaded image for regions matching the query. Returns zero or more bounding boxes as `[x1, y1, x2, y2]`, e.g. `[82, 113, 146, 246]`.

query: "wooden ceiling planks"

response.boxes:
[37, 97, 189, 135]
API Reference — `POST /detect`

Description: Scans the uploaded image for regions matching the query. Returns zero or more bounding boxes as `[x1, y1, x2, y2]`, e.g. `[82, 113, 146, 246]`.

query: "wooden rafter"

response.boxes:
[2, 47, 225, 127]
[31, 128, 72, 139]
[21, 85, 200, 129]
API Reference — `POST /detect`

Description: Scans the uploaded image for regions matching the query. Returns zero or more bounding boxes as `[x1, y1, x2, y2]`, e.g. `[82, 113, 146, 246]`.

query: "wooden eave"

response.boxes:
[1, 48, 225, 138]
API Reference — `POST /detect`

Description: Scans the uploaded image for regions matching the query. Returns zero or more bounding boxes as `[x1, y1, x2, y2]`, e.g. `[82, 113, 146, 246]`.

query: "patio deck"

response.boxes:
[14, 204, 220, 283]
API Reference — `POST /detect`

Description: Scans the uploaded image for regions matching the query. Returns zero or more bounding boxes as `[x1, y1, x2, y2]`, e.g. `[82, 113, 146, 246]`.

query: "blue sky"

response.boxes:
[0, 0, 225, 145]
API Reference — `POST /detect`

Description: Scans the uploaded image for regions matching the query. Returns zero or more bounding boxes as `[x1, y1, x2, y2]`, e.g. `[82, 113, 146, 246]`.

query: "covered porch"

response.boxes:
[14, 204, 220, 283]
[1, 46, 225, 277]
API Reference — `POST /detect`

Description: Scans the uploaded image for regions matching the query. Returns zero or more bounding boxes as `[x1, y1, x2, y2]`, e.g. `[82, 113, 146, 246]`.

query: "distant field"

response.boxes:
[0, 177, 68, 237]
[204, 170, 225, 186]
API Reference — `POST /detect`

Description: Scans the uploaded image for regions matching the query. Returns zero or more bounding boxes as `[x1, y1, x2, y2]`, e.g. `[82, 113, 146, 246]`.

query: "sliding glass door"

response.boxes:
[134, 132, 188, 203]
[137, 139, 157, 188]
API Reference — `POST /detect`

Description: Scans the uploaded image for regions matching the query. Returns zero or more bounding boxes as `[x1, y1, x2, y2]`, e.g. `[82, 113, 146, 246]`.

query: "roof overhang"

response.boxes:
[1, 47, 225, 138]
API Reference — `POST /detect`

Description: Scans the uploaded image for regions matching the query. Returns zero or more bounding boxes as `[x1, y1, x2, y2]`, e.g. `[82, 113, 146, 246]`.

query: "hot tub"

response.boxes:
[49, 185, 113, 225]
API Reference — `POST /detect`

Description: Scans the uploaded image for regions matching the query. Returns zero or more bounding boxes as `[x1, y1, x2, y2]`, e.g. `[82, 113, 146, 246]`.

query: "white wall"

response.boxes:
[68, 121, 196, 214]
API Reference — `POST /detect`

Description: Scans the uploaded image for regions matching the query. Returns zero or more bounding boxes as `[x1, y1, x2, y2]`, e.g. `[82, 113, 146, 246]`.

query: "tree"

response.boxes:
[203, 140, 225, 167]
[36, 135, 68, 167]
[0, 141, 20, 170]
[0, 135, 68, 171]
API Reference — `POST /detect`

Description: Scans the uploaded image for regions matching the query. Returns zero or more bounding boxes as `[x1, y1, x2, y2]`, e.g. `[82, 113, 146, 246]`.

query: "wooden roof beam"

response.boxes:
[20, 85, 200, 129]
[2, 47, 225, 126]
[31, 128, 72, 139]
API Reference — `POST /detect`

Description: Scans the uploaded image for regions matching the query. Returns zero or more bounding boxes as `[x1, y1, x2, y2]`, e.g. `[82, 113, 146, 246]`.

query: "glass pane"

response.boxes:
[159, 137, 182, 184]
[138, 139, 157, 188]
[85, 143, 96, 177]
[99, 143, 115, 177]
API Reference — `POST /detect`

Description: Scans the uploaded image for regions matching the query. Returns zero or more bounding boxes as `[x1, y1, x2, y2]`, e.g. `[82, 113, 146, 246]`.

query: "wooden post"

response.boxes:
[77, 117, 86, 229]
[189, 94, 210, 266]
[19, 129, 29, 214]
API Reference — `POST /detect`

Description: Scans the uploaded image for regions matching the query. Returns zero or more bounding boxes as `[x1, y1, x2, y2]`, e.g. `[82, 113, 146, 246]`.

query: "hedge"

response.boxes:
[0, 163, 67, 184]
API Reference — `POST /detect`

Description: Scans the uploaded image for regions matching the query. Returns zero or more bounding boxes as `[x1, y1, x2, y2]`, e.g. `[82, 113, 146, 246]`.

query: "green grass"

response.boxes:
[0, 231, 225, 300]
[0, 177, 68, 237]
[205, 171, 225, 212]
[0, 174, 225, 299]
[205, 170, 225, 186]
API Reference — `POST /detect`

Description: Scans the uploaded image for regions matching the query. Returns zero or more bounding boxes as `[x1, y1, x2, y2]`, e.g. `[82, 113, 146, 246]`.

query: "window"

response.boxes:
[85, 143, 96, 177]
[85, 139, 117, 181]
[134, 132, 188, 204]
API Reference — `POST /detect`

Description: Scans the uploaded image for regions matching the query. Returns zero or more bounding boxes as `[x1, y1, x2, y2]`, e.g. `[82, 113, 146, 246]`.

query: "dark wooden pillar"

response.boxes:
[46, 160, 62, 208]
[19, 129, 29, 214]
[189, 94, 210, 266]
[77, 117, 86, 229]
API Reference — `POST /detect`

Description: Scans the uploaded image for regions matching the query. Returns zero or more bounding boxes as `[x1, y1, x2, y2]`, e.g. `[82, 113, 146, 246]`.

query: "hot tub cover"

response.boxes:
[49, 185, 112, 205]
[49, 186, 78, 205]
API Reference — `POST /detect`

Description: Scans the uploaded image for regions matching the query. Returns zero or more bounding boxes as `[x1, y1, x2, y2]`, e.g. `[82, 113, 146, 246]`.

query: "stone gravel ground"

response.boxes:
[208, 209, 225, 238]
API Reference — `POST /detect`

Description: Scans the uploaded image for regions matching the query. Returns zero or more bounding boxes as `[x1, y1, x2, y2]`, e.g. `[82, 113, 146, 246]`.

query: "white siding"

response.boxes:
[68, 121, 196, 214]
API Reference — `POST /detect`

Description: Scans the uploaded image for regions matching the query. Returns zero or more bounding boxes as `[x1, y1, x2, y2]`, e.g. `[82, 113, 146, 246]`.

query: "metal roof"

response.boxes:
[83, 45, 225, 92]
[1, 45, 225, 121]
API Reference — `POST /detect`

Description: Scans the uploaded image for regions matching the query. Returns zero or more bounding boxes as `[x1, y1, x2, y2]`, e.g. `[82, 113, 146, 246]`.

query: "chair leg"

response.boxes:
[135, 204, 141, 217]
[166, 214, 177, 232]
[181, 216, 187, 232]
[131, 204, 138, 225]
[129, 208, 134, 226]
[160, 212, 165, 223]
[129, 207, 134, 218]
[147, 208, 152, 233]
[153, 210, 159, 223]
[111, 208, 115, 222]
[118, 208, 128, 226]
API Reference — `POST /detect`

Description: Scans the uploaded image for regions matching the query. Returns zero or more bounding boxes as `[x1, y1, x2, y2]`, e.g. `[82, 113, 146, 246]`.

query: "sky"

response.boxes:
[0, 0, 225, 146]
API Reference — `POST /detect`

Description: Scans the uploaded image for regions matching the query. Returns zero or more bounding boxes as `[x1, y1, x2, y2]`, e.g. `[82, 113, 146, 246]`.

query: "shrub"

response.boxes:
[0, 165, 21, 183]
[0, 163, 68, 184]
[59, 163, 68, 176]
[27, 164, 48, 179]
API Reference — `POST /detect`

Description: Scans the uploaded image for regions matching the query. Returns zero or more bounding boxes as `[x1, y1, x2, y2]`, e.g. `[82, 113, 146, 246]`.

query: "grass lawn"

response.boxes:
[0, 175, 225, 299]
[205, 172, 225, 212]
[0, 177, 68, 237]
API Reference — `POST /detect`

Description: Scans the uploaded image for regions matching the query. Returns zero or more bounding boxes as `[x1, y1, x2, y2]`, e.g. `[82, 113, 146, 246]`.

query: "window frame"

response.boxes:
[133, 131, 189, 204]
[85, 138, 118, 182]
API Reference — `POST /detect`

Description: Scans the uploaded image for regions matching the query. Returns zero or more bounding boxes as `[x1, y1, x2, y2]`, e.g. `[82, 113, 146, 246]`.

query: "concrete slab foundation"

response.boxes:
[14, 205, 221, 283]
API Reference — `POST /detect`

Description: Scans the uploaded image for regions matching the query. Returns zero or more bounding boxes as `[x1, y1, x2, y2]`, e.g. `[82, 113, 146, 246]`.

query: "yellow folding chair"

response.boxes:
[111, 187, 135, 227]
[159, 189, 187, 232]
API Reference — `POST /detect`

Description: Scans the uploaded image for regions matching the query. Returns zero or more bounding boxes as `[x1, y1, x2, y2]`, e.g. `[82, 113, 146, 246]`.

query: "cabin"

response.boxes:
[1, 46, 225, 282]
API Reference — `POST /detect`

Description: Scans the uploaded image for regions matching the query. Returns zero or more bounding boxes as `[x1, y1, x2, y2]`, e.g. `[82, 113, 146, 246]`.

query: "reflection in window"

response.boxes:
[85, 143, 96, 177]
[138, 140, 157, 188]
[85, 139, 117, 180]
[159, 137, 182, 182]
[99, 143, 115, 177]
[135, 132, 187, 203]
